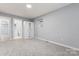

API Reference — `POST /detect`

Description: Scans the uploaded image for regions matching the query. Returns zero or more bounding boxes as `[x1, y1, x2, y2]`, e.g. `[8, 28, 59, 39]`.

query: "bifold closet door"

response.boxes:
[0, 16, 11, 40]
[29, 22, 34, 39]
[23, 21, 34, 39]
[13, 18, 22, 39]
[23, 21, 30, 39]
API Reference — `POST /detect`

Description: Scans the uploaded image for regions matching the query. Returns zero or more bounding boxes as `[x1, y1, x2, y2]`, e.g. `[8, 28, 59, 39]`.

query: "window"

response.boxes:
[0, 16, 11, 40]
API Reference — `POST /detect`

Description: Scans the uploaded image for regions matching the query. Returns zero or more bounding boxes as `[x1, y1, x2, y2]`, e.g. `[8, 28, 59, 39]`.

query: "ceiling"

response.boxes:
[0, 3, 71, 19]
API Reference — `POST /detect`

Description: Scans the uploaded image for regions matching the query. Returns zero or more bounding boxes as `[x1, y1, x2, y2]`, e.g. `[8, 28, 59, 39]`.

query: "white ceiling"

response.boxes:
[0, 3, 71, 19]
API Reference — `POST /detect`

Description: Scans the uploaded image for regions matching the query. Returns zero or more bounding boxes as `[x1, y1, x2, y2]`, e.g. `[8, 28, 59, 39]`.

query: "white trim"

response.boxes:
[37, 37, 79, 51]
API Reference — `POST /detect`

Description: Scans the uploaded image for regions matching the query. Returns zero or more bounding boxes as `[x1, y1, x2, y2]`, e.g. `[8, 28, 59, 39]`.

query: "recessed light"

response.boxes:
[26, 4, 32, 8]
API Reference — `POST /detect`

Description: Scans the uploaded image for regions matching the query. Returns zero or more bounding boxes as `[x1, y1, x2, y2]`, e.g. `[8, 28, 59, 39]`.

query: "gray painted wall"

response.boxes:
[34, 4, 79, 48]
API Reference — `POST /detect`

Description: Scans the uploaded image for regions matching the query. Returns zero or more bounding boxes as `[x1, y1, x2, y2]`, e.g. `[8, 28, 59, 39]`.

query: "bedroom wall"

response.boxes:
[34, 4, 79, 49]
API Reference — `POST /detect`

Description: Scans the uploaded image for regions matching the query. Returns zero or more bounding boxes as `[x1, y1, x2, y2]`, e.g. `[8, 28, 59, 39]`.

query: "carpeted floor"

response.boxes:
[0, 39, 79, 56]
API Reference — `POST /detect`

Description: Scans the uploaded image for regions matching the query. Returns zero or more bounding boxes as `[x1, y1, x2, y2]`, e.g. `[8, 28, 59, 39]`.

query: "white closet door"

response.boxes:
[0, 16, 11, 40]
[23, 21, 30, 39]
[23, 21, 34, 39]
[13, 18, 22, 39]
[29, 22, 34, 39]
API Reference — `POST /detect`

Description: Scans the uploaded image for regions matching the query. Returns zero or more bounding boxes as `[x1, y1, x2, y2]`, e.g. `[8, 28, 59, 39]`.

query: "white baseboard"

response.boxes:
[37, 37, 79, 51]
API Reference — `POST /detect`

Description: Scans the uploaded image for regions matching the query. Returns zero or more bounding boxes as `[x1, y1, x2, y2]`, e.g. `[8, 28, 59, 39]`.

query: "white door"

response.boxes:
[13, 18, 22, 39]
[23, 21, 34, 39]
[29, 22, 34, 39]
[23, 21, 30, 39]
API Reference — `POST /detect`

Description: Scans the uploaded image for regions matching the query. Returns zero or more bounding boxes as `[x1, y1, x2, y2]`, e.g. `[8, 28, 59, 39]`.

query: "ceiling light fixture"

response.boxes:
[26, 4, 32, 8]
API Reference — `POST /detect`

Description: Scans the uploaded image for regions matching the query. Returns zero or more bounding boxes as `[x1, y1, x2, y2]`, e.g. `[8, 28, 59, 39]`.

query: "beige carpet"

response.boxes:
[0, 39, 79, 56]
